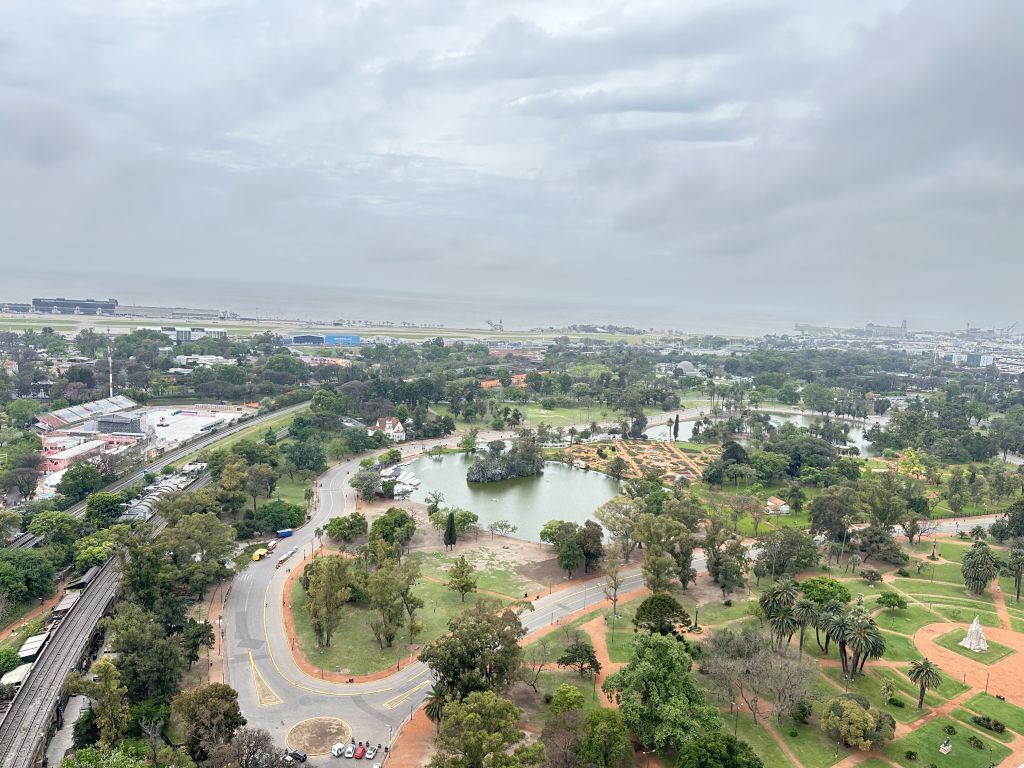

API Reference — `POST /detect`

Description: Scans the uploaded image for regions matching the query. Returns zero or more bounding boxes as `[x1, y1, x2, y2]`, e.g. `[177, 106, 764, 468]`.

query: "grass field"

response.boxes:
[963, 693, 1024, 735]
[289, 573, 507, 675]
[893, 578, 994, 603]
[878, 630, 922, 661]
[409, 551, 539, 599]
[874, 604, 944, 634]
[933, 630, 1015, 665]
[821, 668, 923, 724]
[733, 711, 796, 767]
[883, 717, 1010, 768]
[950, 708, 1015, 742]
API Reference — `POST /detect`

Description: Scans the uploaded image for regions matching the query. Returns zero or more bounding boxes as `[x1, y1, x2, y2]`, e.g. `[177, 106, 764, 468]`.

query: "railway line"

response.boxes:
[0, 407, 302, 767]
[9, 402, 307, 549]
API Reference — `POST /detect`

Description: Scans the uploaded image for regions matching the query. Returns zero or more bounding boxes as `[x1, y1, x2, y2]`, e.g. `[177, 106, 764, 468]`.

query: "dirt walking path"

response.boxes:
[0, 583, 65, 640]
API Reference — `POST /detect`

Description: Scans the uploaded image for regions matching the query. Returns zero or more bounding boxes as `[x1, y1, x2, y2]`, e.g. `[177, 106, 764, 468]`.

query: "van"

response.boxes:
[251, 549, 268, 562]
[266, 540, 279, 552]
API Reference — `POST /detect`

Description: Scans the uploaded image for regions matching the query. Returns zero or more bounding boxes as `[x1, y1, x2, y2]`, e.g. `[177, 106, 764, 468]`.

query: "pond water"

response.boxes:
[408, 453, 621, 541]
[643, 411, 877, 455]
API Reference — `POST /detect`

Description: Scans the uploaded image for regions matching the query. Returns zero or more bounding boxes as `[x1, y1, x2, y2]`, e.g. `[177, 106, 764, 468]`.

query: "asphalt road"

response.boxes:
[224, 436, 647, 761]
[223, 434, 1005, 762]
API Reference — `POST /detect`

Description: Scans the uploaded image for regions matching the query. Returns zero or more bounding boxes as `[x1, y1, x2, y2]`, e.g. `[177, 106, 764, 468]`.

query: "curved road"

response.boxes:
[224, 441, 645, 755]
[224, 431, 999, 759]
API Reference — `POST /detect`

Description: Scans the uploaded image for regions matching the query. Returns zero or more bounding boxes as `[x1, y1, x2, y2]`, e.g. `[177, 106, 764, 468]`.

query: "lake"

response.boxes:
[407, 453, 621, 541]
[643, 411, 877, 455]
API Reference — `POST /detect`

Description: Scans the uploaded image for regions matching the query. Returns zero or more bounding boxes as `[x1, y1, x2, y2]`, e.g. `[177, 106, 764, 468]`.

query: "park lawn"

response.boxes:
[883, 717, 1010, 768]
[964, 693, 1024, 735]
[931, 606, 1001, 628]
[874, 604, 944, 634]
[258, 475, 311, 509]
[783, 716, 844, 768]
[878, 630, 921, 661]
[526, 670, 605, 728]
[893, 578, 994, 603]
[903, 561, 968, 584]
[951, 709, 1015, 742]
[289, 575, 507, 675]
[732, 711, 796, 767]
[911, 538, 972, 563]
[821, 668, 921, 724]
[604, 598, 642, 663]
[693, 597, 758, 627]
[409, 550, 539, 598]
[857, 760, 899, 768]
[874, 666, 969, 706]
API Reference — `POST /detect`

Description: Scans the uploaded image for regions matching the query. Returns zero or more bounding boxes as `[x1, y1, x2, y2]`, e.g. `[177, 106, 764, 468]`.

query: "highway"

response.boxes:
[10, 402, 309, 549]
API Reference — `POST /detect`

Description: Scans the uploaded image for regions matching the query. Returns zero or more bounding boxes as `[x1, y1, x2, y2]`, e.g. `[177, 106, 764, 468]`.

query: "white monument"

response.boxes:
[958, 616, 988, 652]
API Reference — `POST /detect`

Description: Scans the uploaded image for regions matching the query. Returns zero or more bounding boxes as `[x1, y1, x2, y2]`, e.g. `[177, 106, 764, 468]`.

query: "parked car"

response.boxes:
[283, 749, 307, 763]
[331, 743, 346, 757]
[354, 743, 366, 759]
[365, 745, 378, 759]
[344, 743, 356, 758]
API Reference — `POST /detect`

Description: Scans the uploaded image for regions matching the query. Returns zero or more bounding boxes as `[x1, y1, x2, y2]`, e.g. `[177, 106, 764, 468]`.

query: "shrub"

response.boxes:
[904, 750, 918, 760]
[543, 693, 553, 705]
[971, 715, 1005, 733]
[789, 728, 798, 738]
[967, 735, 984, 749]
[896, 568, 910, 577]
[792, 701, 813, 724]
[943, 725, 956, 735]
[723, 599, 733, 607]
[888, 697, 905, 708]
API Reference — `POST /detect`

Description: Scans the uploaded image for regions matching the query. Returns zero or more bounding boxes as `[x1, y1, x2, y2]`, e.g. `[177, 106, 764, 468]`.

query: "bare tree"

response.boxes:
[521, 636, 554, 693]
[603, 544, 624, 618]
[139, 717, 164, 763]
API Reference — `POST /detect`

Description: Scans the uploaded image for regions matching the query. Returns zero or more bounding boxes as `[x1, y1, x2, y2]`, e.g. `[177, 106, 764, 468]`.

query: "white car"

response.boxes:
[365, 745, 378, 759]
[344, 743, 356, 758]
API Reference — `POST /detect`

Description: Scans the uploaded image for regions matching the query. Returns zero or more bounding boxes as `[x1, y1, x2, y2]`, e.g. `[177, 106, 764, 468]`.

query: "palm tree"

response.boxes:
[908, 658, 942, 711]
[845, 609, 885, 676]
[314, 526, 324, 552]
[970, 525, 986, 541]
[759, 578, 798, 619]
[815, 600, 844, 652]
[848, 554, 862, 574]
[424, 684, 447, 731]
[792, 598, 818, 658]
[768, 604, 799, 652]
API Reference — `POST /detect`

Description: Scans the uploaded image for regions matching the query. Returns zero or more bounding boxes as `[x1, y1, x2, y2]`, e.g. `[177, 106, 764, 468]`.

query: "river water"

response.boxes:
[407, 453, 621, 541]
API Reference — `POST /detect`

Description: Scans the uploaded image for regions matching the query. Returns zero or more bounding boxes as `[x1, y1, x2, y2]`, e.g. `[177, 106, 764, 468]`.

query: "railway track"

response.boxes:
[0, 409, 300, 767]
[10, 402, 307, 549]
[0, 560, 120, 767]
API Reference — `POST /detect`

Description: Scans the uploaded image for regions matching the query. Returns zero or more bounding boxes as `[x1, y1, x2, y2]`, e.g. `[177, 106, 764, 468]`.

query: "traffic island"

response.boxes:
[286, 716, 352, 756]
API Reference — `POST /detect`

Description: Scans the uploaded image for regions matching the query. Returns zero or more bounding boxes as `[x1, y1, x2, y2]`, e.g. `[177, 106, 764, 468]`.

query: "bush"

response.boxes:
[896, 568, 910, 577]
[723, 599, 733, 607]
[943, 725, 956, 735]
[543, 693, 553, 705]
[967, 735, 984, 749]
[971, 715, 1005, 733]
[888, 697, 905, 708]
[904, 750, 918, 760]
[792, 701, 813, 724]
[789, 728, 798, 738]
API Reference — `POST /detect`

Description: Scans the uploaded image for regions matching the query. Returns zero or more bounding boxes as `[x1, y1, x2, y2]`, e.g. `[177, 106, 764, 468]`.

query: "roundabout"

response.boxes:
[285, 716, 352, 755]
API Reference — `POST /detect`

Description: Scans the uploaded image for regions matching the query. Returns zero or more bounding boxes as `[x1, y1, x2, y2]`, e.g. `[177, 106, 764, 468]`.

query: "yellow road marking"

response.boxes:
[249, 650, 282, 706]
[383, 679, 431, 709]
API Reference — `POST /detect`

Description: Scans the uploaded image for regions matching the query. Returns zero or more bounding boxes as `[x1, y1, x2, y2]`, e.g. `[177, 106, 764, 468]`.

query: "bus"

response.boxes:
[252, 548, 269, 561]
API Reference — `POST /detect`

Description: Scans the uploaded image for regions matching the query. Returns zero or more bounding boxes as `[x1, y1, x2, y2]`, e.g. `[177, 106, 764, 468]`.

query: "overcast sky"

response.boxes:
[1, 1, 1021, 330]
